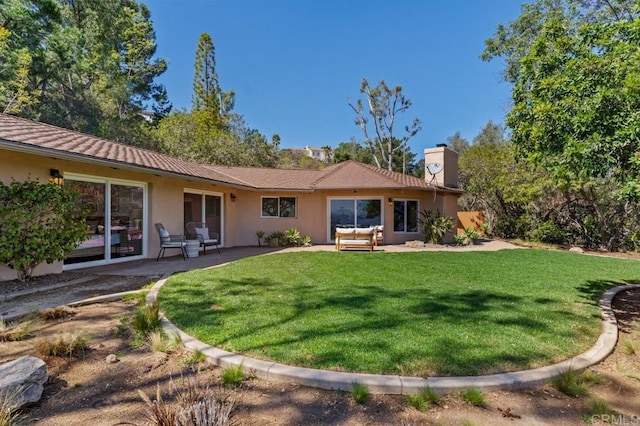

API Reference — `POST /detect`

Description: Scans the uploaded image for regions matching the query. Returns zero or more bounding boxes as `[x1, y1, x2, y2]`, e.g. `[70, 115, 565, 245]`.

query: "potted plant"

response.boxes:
[418, 209, 454, 244]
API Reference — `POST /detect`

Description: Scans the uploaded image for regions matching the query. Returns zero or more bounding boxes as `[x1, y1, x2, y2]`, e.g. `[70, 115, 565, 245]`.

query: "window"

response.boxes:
[262, 197, 296, 218]
[329, 198, 382, 240]
[394, 200, 418, 232]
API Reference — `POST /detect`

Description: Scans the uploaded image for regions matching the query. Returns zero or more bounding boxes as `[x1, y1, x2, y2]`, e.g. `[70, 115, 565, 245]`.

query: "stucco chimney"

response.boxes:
[424, 145, 458, 188]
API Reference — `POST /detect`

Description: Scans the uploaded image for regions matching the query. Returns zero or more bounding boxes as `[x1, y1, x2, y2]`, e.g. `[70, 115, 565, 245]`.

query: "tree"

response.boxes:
[192, 32, 235, 121]
[482, 0, 640, 248]
[472, 121, 506, 147]
[333, 140, 374, 164]
[0, 0, 59, 113]
[446, 131, 470, 154]
[0, 179, 87, 281]
[348, 78, 422, 173]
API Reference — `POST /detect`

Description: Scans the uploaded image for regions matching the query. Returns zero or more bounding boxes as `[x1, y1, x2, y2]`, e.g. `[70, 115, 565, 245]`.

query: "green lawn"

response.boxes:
[159, 249, 639, 376]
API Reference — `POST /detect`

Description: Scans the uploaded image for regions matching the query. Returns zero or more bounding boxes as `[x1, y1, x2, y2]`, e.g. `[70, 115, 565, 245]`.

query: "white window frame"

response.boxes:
[63, 173, 148, 270]
[261, 196, 297, 218]
[393, 199, 420, 234]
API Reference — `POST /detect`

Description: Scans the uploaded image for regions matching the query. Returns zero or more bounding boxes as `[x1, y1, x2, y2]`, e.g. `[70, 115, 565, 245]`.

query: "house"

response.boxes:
[303, 145, 332, 162]
[0, 113, 462, 280]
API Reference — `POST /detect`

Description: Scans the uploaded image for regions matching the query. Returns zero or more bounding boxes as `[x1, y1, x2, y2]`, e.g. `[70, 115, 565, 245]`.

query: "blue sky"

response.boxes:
[143, 0, 523, 154]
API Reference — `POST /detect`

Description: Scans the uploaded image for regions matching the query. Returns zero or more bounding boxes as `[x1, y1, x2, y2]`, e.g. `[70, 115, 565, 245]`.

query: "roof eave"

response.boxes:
[0, 139, 253, 190]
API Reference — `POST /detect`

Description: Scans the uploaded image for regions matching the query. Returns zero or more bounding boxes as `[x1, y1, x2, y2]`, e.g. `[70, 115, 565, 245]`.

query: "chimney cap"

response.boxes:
[436, 143, 447, 148]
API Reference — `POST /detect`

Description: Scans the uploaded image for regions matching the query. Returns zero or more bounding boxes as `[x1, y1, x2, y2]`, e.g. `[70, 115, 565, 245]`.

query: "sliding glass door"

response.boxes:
[328, 198, 382, 241]
[64, 176, 146, 266]
[183, 191, 223, 244]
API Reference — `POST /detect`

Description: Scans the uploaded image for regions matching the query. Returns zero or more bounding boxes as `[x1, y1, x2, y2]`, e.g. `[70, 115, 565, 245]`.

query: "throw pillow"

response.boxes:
[194, 227, 210, 240]
[159, 228, 170, 243]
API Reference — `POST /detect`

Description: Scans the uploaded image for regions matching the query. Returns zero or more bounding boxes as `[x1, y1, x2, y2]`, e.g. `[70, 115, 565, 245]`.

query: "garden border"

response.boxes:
[148, 271, 638, 394]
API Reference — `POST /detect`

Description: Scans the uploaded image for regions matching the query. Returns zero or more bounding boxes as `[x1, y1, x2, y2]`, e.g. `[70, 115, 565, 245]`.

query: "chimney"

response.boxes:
[424, 145, 458, 188]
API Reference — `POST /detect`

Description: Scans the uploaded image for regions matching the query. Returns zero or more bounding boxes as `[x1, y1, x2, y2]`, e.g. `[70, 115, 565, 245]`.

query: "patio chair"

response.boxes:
[186, 222, 220, 254]
[154, 223, 187, 261]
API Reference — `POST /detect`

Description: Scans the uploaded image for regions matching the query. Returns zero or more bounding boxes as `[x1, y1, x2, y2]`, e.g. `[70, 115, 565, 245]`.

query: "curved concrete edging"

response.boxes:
[147, 272, 639, 395]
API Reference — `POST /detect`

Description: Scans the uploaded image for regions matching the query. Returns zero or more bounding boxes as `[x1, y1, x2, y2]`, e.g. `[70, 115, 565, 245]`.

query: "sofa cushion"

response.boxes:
[194, 227, 210, 240]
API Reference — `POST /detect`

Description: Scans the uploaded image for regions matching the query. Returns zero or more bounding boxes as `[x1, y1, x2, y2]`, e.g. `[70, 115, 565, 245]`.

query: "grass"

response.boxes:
[587, 398, 611, 416]
[623, 340, 637, 355]
[35, 331, 88, 357]
[159, 249, 640, 376]
[405, 387, 440, 411]
[0, 388, 21, 426]
[460, 388, 485, 407]
[0, 316, 39, 342]
[551, 369, 589, 396]
[221, 365, 244, 387]
[351, 382, 370, 404]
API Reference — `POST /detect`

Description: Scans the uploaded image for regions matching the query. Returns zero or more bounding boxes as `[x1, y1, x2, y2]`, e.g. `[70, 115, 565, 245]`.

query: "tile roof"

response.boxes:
[0, 113, 459, 193]
[0, 113, 247, 187]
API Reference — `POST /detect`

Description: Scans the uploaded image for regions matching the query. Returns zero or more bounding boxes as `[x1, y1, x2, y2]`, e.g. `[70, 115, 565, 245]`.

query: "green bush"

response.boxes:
[0, 179, 88, 281]
[527, 221, 566, 244]
[285, 228, 302, 246]
[494, 215, 518, 239]
[418, 209, 454, 244]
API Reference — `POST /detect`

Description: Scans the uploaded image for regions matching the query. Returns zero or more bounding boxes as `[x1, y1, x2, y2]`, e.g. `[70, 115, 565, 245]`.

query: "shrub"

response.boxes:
[453, 234, 469, 246]
[0, 179, 88, 281]
[266, 231, 286, 246]
[139, 375, 234, 426]
[351, 382, 370, 404]
[460, 387, 485, 407]
[464, 227, 481, 241]
[405, 387, 439, 411]
[301, 235, 312, 246]
[35, 331, 88, 357]
[418, 209, 454, 244]
[285, 228, 302, 246]
[494, 215, 519, 239]
[527, 220, 566, 244]
[255, 230, 265, 247]
[221, 365, 244, 387]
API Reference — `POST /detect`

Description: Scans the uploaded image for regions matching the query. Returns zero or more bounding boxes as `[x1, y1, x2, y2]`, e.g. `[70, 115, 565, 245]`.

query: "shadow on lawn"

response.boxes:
[161, 276, 598, 376]
[576, 279, 639, 306]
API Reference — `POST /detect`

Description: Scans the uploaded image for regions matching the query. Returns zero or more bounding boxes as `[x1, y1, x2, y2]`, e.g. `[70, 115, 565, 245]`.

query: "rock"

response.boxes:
[569, 247, 584, 253]
[106, 354, 118, 364]
[405, 240, 425, 248]
[0, 356, 47, 409]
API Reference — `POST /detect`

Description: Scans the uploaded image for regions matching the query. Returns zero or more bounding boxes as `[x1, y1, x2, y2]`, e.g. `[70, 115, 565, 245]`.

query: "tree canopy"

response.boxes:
[348, 78, 422, 173]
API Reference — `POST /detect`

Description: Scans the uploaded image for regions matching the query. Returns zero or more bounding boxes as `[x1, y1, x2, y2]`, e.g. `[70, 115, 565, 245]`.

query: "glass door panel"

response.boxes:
[356, 199, 381, 228]
[205, 195, 222, 240]
[64, 180, 106, 264]
[110, 184, 144, 259]
[184, 192, 223, 244]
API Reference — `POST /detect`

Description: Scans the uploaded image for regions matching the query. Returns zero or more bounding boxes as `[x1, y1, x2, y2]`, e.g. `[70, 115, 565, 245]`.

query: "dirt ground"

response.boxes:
[1, 287, 639, 425]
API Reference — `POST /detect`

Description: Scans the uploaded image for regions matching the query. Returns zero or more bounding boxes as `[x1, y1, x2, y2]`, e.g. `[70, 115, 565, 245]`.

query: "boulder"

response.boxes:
[569, 246, 585, 253]
[0, 356, 47, 409]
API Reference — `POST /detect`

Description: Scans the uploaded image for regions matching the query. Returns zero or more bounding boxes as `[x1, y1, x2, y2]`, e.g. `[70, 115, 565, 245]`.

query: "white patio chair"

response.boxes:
[186, 222, 220, 254]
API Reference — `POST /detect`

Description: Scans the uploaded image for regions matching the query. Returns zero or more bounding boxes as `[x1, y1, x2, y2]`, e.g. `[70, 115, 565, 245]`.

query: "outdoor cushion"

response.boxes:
[159, 228, 170, 243]
[194, 227, 210, 240]
[355, 227, 374, 234]
[335, 228, 355, 235]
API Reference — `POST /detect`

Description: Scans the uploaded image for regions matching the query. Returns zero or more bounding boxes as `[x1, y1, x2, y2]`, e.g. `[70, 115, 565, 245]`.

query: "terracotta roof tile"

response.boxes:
[0, 113, 247, 187]
[0, 113, 458, 193]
